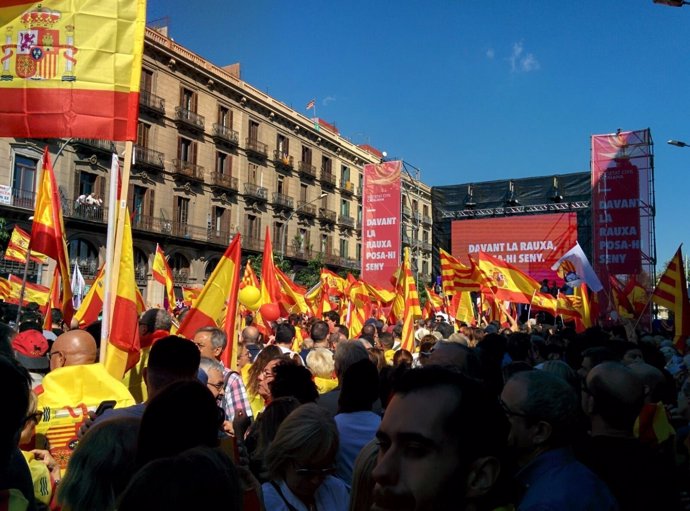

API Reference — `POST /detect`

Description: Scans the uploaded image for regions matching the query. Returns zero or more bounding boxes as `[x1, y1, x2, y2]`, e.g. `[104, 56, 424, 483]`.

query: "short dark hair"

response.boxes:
[379, 332, 394, 349]
[147, 336, 201, 392]
[581, 346, 619, 367]
[270, 363, 318, 404]
[275, 323, 296, 346]
[323, 311, 340, 324]
[310, 320, 329, 342]
[435, 321, 454, 339]
[392, 366, 508, 462]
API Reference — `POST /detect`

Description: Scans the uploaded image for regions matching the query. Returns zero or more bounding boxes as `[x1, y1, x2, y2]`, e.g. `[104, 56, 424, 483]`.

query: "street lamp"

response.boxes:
[654, 0, 689, 7]
[668, 139, 690, 147]
[281, 192, 327, 258]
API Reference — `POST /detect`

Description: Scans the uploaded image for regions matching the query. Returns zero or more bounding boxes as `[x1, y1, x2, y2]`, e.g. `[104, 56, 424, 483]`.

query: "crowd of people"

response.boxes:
[2, 300, 690, 510]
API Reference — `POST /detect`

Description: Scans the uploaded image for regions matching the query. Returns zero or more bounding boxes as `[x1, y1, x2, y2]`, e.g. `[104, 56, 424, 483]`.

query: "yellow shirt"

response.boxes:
[21, 451, 52, 506]
[314, 376, 338, 394]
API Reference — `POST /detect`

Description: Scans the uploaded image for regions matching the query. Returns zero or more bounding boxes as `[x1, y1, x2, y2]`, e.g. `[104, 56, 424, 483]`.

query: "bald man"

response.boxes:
[35, 330, 135, 472]
[240, 325, 260, 346]
[578, 362, 680, 510]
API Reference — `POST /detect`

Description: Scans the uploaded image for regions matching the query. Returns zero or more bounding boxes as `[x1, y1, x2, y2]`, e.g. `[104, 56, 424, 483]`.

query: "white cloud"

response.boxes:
[486, 48, 495, 60]
[322, 95, 336, 106]
[509, 41, 540, 73]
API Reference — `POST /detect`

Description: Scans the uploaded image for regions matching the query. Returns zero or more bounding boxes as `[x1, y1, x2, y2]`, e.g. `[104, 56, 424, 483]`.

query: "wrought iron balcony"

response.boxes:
[296, 201, 317, 217]
[72, 138, 116, 153]
[318, 207, 336, 223]
[243, 182, 268, 201]
[402, 206, 412, 217]
[272, 192, 294, 209]
[131, 215, 209, 242]
[323, 251, 341, 266]
[244, 236, 263, 252]
[245, 138, 268, 158]
[139, 90, 165, 116]
[422, 241, 433, 252]
[212, 123, 239, 146]
[298, 161, 317, 179]
[172, 267, 190, 284]
[340, 180, 354, 195]
[273, 150, 294, 170]
[171, 159, 205, 182]
[174, 107, 205, 132]
[338, 215, 355, 228]
[341, 257, 360, 270]
[208, 172, 238, 192]
[70, 257, 100, 280]
[320, 169, 336, 187]
[133, 144, 165, 170]
[207, 229, 235, 246]
[422, 215, 433, 226]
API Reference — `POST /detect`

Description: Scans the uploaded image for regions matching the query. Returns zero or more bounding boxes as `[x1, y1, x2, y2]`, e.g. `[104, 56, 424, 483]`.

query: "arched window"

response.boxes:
[170, 253, 190, 284]
[134, 247, 148, 284]
[68, 238, 99, 279]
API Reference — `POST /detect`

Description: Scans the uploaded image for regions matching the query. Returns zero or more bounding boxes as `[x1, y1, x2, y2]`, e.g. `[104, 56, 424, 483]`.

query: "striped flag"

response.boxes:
[152, 244, 176, 312]
[74, 265, 105, 327]
[240, 260, 259, 289]
[440, 248, 480, 294]
[275, 267, 309, 314]
[345, 274, 372, 338]
[477, 251, 541, 304]
[652, 246, 690, 346]
[177, 235, 242, 369]
[306, 99, 316, 110]
[7, 274, 50, 310]
[0, 277, 10, 300]
[390, 248, 422, 351]
[4, 226, 48, 264]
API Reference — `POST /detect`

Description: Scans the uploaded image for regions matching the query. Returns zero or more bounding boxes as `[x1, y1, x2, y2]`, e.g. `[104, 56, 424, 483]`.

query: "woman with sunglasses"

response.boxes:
[262, 403, 348, 511]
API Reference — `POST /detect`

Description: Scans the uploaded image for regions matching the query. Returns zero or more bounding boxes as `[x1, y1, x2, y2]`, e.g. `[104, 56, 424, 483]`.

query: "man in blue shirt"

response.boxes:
[501, 370, 618, 510]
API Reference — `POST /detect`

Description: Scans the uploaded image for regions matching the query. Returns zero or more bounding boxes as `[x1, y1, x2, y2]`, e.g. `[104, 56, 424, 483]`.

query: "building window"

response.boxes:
[422, 260, 429, 277]
[322, 155, 332, 174]
[12, 155, 37, 207]
[301, 145, 312, 164]
[277, 133, 289, 157]
[277, 175, 286, 195]
[180, 87, 196, 111]
[211, 206, 231, 239]
[174, 197, 190, 237]
[137, 122, 151, 147]
[340, 199, 350, 217]
[171, 253, 190, 283]
[216, 151, 231, 176]
[274, 222, 285, 252]
[339, 238, 348, 258]
[218, 106, 231, 128]
[341, 165, 350, 182]
[141, 69, 153, 93]
[69, 239, 99, 279]
[247, 162, 259, 185]
[300, 183, 308, 202]
[356, 243, 361, 261]
[245, 214, 261, 241]
[321, 234, 331, 254]
[131, 185, 154, 229]
[177, 137, 195, 163]
[249, 120, 259, 141]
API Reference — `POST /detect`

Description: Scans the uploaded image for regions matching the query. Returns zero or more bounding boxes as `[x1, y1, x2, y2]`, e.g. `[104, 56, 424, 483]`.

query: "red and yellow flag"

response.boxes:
[652, 246, 690, 346]
[390, 248, 422, 352]
[0, 277, 10, 300]
[240, 260, 260, 289]
[260, 227, 283, 311]
[73, 265, 105, 327]
[477, 252, 540, 304]
[0, 0, 146, 141]
[105, 211, 141, 378]
[345, 275, 372, 338]
[440, 248, 480, 294]
[152, 244, 175, 312]
[7, 274, 50, 310]
[181, 287, 202, 307]
[4, 226, 48, 264]
[28, 147, 73, 322]
[42, 266, 62, 330]
[177, 235, 241, 369]
[275, 267, 309, 315]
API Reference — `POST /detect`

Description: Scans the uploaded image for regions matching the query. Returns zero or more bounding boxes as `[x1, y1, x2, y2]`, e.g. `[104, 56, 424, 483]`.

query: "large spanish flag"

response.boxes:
[0, 0, 146, 141]
[477, 251, 541, 304]
[28, 147, 72, 321]
[177, 235, 241, 368]
[4, 226, 48, 264]
[7, 274, 50, 309]
[73, 264, 104, 326]
[653, 246, 690, 347]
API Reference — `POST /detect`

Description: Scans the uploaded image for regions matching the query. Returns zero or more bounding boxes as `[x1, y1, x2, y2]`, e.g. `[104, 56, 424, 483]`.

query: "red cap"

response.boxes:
[12, 330, 49, 370]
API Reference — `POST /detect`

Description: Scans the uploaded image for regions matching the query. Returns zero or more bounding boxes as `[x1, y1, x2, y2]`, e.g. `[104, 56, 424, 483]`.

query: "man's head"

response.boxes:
[360, 323, 378, 344]
[144, 336, 200, 399]
[275, 322, 296, 347]
[323, 310, 340, 333]
[500, 370, 579, 467]
[578, 346, 619, 380]
[379, 332, 395, 350]
[372, 366, 507, 511]
[310, 320, 330, 345]
[192, 327, 227, 361]
[240, 326, 260, 346]
[49, 329, 98, 370]
[435, 321, 454, 340]
[334, 340, 369, 380]
[426, 341, 482, 379]
[628, 361, 665, 403]
[582, 361, 644, 434]
[139, 308, 172, 337]
[199, 357, 226, 403]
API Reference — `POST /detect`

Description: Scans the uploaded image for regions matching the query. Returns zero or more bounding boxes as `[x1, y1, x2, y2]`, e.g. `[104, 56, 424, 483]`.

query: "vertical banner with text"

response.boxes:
[361, 161, 402, 290]
[591, 129, 650, 278]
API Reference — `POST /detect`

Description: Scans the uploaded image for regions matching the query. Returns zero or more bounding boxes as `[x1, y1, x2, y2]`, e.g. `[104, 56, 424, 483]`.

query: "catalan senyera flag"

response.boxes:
[0, 277, 9, 300]
[4, 226, 48, 264]
[440, 248, 480, 295]
[104, 211, 141, 379]
[477, 251, 541, 304]
[652, 246, 690, 346]
[240, 260, 259, 289]
[73, 264, 104, 326]
[7, 274, 50, 309]
[391, 248, 422, 352]
[448, 291, 475, 325]
[0, 0, 146, 141]
[177, 235, 241, 369]
[152, 244, 175, 312]
[28, 147, 73, 322]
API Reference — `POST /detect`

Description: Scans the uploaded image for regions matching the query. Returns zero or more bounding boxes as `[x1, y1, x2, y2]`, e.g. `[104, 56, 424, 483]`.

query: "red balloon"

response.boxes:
[260, 303, 281, 322]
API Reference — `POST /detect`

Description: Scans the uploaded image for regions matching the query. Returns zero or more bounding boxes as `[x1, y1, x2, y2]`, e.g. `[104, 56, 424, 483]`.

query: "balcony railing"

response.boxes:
[69, 203, 106, 222]
[174, 107, 205, 131]
[272, 192, 294, 209]
[285, 245, 315, 261]
[135, 264, 148, 285]
[340, 180, 354, 195]
[323, 251, 341, 266]
[171, 159, 205, 182]
[402, 206, 412, 217]
[207, 229, 236, 246]
[422, 242, 433, 252]
[208, 172, 238, 192]
[139, 90, 165, 116]
[296, 201, 317, 217]
[212, 123, 239, 146]
[245, 138, 268, 158]
[338, 215, 355, 228]
[273, 151, 294, 169]
[298, 161, 317, 179]
[70, 257, 100, 280]
[172, 267, 190, 284]
[131, 215, 210, 243]
[318, 208, 336, 223]
[244, 236, 263, 252]
[341, 257, 360, 270]
[422, 215, 433, 226]
[0, 257, 40, 276]
[133, 145, 165, 170]
[72, 138, 116, 153]
[244, 183, 268, 201]
[320, 169, 336, 187]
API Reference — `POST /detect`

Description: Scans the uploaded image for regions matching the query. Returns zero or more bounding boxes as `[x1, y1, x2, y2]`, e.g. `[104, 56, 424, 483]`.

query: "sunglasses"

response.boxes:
[207, 381, 225, 392]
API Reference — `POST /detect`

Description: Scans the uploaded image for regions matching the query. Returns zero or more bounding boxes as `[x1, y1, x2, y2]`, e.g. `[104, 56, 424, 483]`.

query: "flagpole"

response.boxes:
[13, 249, 33, 331]
[526, 289, 537, 322]
[100, 152, 120, 363]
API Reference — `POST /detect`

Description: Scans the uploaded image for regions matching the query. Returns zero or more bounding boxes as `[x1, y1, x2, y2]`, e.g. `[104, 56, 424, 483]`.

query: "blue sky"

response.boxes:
[148, 0, 690, 270]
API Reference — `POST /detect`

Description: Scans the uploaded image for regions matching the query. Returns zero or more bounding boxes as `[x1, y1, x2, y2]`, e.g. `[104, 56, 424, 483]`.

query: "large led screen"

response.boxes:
[451, 213, 579, 283]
